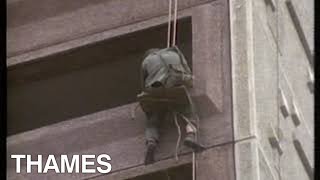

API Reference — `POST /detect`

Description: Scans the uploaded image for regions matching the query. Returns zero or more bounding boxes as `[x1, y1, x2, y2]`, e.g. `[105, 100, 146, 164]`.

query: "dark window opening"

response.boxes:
[125, 163, 192, 180]
[7, 17, 192, 136]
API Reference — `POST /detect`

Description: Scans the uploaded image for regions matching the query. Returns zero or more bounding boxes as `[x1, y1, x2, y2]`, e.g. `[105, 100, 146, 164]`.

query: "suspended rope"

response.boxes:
[167, 0, 179, 47]
[168, 1, 198, 179]
[167, 0, 172, 48]
[172, 0, 178, 46]
[173, 112, 182, 161]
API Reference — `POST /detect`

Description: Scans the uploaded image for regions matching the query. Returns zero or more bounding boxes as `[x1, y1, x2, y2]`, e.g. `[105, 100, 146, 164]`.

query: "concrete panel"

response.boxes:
[234, 138, 259, 180]
[7, 9, 192, 67]
[192, 3, 223, 112]
[7, 0, 107, 28]
[252, 5, 281, 173]
[279, 114, 311, 180]
[196, 144, 235, 180]
[7, 0, 217, 57]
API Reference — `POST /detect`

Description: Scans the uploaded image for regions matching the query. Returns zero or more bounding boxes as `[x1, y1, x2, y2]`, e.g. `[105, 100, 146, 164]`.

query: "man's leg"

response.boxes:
[144, 110, 164, 164]
[178, 98, 205, 152]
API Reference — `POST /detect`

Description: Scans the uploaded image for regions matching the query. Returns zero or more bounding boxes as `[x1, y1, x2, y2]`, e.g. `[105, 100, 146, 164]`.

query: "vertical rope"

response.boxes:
[172, 0, 178, 46]
[186, 88, 199, 180]
[173, 112, 181, 161]
[178, 113, 198, 180]
[165, 170, 171, 180]
[167, 0, 172, 48]
[130, 104, 140, 120]
[193, 114, 201, 180]
[192, 152, 196, 180]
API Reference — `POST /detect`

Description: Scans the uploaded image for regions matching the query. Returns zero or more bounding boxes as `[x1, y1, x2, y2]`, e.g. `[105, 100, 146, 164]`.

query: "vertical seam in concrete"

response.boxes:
[246, 1, 260, 180]
[228, 2, 239, 180]
[227, 0, 237, 179]
[246, 0, 257, 141]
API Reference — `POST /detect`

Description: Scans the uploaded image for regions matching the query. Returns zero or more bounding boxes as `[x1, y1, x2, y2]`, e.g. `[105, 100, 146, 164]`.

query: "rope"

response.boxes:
[172, 0, 178, 46]
[167, 0, 178, 47]
[173, 112, 182, 161]
[193, 114, 201, 180]
[179, 113, 197, 131]
[192, 152, 196, 180]
[167, 0, 172, 48]
[180, 89, 199, 180]
[176, 112, 199, 180]
[165, 170, 171, 180]
[130, 104, 140, 120]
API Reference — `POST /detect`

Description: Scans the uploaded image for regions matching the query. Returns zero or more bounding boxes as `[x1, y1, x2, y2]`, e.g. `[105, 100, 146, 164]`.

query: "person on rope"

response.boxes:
[138, 46, 204, 165]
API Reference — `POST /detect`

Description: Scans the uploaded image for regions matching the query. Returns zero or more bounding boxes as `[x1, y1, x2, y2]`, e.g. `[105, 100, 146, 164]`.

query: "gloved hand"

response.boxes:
[182, 74, 194, 88]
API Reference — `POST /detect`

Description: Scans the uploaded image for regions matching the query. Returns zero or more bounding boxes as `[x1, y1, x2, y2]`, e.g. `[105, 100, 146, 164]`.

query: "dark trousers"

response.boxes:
[145, 100, 197, 144]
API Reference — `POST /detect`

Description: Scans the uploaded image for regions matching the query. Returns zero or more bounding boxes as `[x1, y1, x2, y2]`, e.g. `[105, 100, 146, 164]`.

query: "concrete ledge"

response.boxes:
[279, 89, 290, 118]
[292, 127, 314, 169]
[268, 124, 283, 155]
[291, 101, 301, 127]
[307, 68, 314, 93]
[292, 138, 314, 180]
[7, 7, 192, 67]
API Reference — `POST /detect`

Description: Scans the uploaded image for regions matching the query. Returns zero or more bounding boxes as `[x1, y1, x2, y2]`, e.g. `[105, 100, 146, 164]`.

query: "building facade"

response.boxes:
[7, 0, 314, 179]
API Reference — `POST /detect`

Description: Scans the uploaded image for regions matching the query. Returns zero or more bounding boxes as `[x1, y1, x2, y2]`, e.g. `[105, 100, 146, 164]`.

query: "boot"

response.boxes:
[145, 140, 157, 165]
[183, 133, 205, 152]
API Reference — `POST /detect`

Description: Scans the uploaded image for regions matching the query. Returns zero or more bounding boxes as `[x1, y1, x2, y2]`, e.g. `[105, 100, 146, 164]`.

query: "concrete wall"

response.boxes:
[7, 0, 235, 179]
[230, 0, 314, 180]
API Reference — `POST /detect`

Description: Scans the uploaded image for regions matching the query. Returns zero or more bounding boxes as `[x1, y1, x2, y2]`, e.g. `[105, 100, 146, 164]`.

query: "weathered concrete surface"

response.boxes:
[6, 8, 192, 67]
[252, 0, 281, 174]
[7, 1, 233, 179]
[234, 138, 259, 180]
[192, 2, 225, 112]
[7, 99, 232, 180]
[230, 0, 314, 179]
[289, 0, 314, 53]
[7, 0, 217, 57]
[196, 144, 235, 180]
[278, 0, 314, 135]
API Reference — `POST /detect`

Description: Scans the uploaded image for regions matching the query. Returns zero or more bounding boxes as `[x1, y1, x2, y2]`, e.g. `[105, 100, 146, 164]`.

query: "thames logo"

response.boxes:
[11, 154, 112, 174]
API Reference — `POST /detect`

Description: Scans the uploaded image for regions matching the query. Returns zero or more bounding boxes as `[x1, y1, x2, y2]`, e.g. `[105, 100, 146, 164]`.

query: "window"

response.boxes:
[7, 17, 192, 136]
